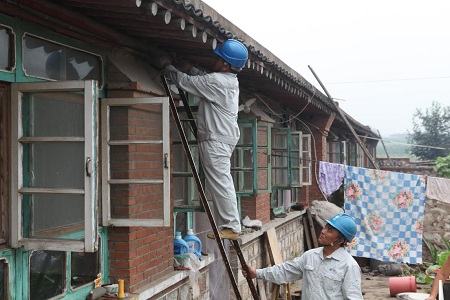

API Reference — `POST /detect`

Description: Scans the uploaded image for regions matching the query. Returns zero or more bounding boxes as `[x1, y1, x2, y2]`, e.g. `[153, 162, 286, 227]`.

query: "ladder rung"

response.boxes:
[172, 172, 193, 177]
[174, 204, 204, 212]
[172, 140, 197, 145]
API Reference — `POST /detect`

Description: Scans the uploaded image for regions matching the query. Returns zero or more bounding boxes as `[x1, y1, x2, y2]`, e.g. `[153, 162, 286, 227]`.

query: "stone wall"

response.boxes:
[423, 198, 450, 263]
[234, 211, 305, 299]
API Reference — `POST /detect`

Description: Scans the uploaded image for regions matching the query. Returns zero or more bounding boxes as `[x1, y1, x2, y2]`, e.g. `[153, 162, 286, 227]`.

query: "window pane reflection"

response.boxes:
[71, 248, 100, 289]
[0, 25, 14, 71]
[30, 251, 65, 300]
[23, 35, 101, 83]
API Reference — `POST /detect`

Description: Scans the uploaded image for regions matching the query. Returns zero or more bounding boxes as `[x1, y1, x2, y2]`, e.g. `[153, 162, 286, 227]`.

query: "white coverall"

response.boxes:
[256, 247, 363, 300]
[164, 65, 241, 233]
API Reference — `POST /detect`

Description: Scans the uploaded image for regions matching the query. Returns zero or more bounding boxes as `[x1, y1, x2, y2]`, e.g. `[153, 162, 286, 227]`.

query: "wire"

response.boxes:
[325, 76, 450, 85]
[357, 135, 449, 150]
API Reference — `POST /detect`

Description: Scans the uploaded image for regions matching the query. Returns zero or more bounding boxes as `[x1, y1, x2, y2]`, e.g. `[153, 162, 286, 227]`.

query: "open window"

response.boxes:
[257, 122, 272, 193]
[232, 119, 257, 196]
[101, 97, 170, 227]
[11, 81, 98, 252]
[291, 132, 311, 187]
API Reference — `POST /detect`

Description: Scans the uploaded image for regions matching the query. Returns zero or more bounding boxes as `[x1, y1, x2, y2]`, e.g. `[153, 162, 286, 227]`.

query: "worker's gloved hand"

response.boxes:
[174, 60, 193, 73]
[155, 56, 172, 69]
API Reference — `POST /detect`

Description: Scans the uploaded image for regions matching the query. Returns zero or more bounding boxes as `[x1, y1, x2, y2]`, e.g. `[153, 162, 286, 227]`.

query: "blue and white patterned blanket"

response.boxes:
[344, 166, 426, 264]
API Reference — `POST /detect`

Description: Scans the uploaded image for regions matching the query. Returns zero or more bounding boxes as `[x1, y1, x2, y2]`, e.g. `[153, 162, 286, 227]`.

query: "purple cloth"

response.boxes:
[319, 161, 345, 196]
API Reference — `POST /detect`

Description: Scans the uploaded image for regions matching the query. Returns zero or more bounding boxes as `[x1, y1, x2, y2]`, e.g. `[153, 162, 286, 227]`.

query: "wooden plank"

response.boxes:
[302, 217, 312, 250]
[265, 228, 291, 300]
[257, 280, 267, 300]
[266, 228, 283, 264]
[306, 208, 319, 248]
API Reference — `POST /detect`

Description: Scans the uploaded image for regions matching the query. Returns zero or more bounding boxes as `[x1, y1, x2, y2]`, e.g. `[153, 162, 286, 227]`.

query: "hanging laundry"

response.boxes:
[318, 161, 345, 196]
[426, 176, 450, 204]
[344, 166, 426, 264]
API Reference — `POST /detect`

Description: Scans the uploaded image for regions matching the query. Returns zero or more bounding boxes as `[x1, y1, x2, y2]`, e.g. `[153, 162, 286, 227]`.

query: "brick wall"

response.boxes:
[106, 62, 174, 292]
[107, 101, 175, 291]
[241, 193, 271, 223]
[232, 212, 304, 299]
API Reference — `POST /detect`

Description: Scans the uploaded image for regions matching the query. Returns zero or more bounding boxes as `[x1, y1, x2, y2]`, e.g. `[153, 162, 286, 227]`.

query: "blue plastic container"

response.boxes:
[174, 231, 189, 255]
[183, 229, 202, 259]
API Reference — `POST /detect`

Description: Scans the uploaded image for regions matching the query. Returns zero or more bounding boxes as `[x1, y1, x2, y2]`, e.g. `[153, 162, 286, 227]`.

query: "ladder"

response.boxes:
[161, 75, 260, 300]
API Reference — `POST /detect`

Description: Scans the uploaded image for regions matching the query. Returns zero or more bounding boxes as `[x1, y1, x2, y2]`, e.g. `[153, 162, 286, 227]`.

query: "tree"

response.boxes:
[409, 101, 450, 161]
[435, 155, 450, 178]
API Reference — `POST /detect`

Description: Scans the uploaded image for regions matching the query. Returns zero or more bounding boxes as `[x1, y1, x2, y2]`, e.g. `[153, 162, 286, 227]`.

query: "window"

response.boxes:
[257, 122, 271, 193]
[0, 25, 14, 71]
[301, 134, 312, 185]
[0, 258, 9, 299]
[22, 35, 102, 85]
[0, 84, 8, 243]
[271, 128, 291, 188]
[29, 250, 65, 299]
[232, 120, 257, 195]
[348, 141, 363, 167]
[327, 140, 347, 164]
[101, 97, 170, 227]
[11, 81, 98, 252]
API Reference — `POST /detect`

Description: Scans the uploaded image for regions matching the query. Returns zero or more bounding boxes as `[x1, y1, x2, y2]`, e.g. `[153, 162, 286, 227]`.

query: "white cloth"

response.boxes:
[426, 176, 450, 204]
[256, 247, 363, 300]
[164, 65, 241, 232]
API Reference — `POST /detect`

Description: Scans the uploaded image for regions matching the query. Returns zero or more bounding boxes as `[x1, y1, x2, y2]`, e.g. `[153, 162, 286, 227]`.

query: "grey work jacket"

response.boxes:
[164, 65, 240, 146]
[256, 247, 363, 300]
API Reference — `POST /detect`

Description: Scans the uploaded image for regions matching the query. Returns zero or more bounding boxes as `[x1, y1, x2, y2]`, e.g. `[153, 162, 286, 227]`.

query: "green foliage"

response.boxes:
[435, 155, 450, 178]
[409, 101, 450, 161]
[438, 251, 450, 266]
[424, 237, 440, 264]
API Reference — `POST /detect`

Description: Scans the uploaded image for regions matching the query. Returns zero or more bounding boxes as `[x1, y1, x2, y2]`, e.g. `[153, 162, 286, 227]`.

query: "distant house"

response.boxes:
[0, 0, 378, 299]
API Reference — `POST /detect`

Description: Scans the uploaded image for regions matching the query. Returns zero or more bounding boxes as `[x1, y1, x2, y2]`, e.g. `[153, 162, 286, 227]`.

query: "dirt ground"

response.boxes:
[289, 273, 432, 299]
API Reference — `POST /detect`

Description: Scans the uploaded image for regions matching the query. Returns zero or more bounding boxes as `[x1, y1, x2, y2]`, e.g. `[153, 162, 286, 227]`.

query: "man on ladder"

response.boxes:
[158, 39, 248, 240]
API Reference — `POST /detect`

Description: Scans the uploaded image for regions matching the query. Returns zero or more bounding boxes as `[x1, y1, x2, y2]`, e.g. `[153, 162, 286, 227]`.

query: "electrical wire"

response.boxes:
[325, 75, 450, 85]
[357, 135, 449, 150]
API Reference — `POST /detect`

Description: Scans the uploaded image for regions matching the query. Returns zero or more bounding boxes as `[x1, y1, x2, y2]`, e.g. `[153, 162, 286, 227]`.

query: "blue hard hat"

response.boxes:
[326, 213, 357, 242]
[214, 39, 248, 69]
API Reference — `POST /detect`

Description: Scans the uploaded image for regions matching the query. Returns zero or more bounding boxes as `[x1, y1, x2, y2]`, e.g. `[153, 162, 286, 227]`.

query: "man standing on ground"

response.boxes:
[160, 39, 248, 240]
[243, 213, 363, 299]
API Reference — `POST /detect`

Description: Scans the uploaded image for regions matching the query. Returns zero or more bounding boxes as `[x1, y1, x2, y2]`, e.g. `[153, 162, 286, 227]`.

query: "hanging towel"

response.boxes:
[344, 166, 426, 264]
[318, 161, 345, 196]
[426, 176, 450, 204]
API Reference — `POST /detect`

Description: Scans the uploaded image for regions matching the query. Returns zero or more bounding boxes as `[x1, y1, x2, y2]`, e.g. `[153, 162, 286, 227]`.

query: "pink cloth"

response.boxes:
[426, 176, 450, 203]
[319, 161, 345, 196]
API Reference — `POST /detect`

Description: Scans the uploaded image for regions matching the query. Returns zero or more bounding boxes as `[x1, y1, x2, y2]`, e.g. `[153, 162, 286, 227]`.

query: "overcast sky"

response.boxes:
[203, 0, 450, 136]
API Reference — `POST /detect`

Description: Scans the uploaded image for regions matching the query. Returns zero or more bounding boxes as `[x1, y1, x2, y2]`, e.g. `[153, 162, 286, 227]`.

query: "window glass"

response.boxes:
[272, 129, 290, 187]
[21, 92, 85, 239]
[71, 246, 100, 289]
[301, 134, 312, 185]
[0, 25, 14, 71]
[291, 132, 300, 187]
[29, 251, 65, 300]
[232, 122, 255, 194]
[23, 35, 101, 83]
[257, 123, 271, 192]
[0, 259, 6, 299]
[327, 141, 342, 163]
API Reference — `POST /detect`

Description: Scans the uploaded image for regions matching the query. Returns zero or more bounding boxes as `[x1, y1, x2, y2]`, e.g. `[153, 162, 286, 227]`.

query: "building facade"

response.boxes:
[0, 1, 379, 299]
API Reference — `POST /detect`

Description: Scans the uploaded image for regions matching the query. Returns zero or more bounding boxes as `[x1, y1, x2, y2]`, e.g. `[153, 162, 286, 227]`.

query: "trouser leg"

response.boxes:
[199, 140, 241, 233]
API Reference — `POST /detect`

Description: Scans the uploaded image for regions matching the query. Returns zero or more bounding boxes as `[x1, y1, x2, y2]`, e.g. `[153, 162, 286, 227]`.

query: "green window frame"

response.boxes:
[11, 80, 98, 252]
[271, 127, 291, 189]
[0, 249, 15, 299]
[232, 119, 257, 196]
